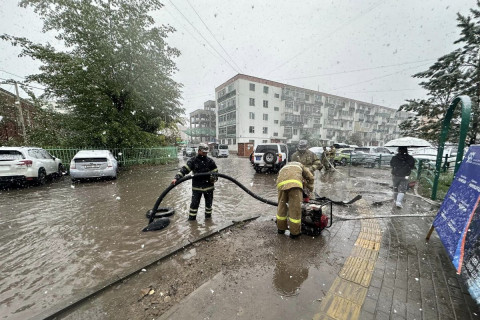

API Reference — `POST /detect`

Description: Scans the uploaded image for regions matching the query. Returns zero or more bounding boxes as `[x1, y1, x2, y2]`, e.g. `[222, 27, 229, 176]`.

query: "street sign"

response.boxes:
[430, 145, 480, 305]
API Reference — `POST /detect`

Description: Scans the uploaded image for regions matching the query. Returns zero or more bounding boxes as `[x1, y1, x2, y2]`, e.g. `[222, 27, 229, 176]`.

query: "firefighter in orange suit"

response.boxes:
[276, 161, 315, 239]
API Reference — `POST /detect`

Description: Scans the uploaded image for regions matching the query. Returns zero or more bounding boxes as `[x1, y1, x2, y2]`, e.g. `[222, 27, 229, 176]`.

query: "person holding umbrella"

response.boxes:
[390, 146, 415, 208]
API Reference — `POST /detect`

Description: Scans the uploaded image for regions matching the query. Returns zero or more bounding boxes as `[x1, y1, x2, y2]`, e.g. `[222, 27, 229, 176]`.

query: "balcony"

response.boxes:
[218, 105, 236, 115]
[217, 89, 236, 103]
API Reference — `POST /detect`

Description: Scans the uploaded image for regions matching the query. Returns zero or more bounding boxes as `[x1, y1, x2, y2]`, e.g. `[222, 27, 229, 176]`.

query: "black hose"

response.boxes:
[148, 172, 278, 224]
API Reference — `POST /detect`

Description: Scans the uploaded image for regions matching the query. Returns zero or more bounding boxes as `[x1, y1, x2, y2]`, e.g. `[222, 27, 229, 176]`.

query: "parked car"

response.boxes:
[252, 143, 288, 173]
[309, 146, 329, 159]
[410, 146, 459, 168]
[211, 144, 229, 158]
[350, 150, 375, 166]
[0, 146, 64, 186]
[69, 150, 118, 181]
[334, 148, 354, 166]
[354, 146, 394, 167]
[184, 146, 197, 157]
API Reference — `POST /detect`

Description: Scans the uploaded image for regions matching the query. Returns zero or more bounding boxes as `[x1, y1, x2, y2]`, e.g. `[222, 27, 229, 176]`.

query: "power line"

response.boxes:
[0, 77, 46, 91]
[341, 88, 424, 93]
[331, 62, 432, 91]
[0, 69, 26, 79]
[279, 59, 436, 81]
[163, 7, 224, 63]
[167, 0, 241, 73]
[265, 0, 387, 76]
[185, 0, 243, 73]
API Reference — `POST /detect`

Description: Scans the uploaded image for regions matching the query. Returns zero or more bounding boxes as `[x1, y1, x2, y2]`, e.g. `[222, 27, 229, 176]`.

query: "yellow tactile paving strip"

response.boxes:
[313, 199, 382, 320]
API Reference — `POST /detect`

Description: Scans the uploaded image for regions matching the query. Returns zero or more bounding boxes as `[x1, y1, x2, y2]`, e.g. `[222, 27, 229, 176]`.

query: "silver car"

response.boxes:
[69, 150, 118, 181]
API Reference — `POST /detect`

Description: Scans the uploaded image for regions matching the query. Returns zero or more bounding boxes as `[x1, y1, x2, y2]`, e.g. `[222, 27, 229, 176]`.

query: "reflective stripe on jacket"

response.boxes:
[175, 155, 218, 189]
[276, 162, 314, 191]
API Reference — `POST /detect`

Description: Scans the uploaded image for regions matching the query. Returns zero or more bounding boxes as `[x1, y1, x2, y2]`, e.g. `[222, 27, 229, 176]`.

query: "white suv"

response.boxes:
[0, 147, 64, 186]
[252, 143, 288, 173]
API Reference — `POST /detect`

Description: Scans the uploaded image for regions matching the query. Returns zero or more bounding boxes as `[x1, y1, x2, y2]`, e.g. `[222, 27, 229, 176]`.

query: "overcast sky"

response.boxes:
[0, 0, 476, 115]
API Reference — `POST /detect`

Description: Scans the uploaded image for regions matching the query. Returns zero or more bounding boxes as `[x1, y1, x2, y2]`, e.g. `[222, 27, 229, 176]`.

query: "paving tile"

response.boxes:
[359, 310, 375, 320]
[374, 310, 390, 320]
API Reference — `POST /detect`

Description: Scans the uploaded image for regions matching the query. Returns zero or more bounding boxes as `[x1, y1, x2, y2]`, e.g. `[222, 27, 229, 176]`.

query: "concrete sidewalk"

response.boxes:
[159, 167, 480, 320]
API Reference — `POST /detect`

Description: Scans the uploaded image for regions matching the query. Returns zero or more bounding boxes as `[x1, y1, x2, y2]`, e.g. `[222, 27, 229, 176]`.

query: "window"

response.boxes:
[274, 107, 279, 111]
[274, 93, 279, 98]
[263, 114, 268, 121]
[249, 83, 255, 91]
[249, 98, 255, 106]
[293, 129, 298, 135]
[249, 126, 255, 133]
[263, 127, 268, 134]
[262, 140, 268, 143]
[274, 120, 279, 124]
[273, 132, 278, 136]
[249, 112, 255, 119]
[263, 86, 269, 93]
[263, 100, 268, 108]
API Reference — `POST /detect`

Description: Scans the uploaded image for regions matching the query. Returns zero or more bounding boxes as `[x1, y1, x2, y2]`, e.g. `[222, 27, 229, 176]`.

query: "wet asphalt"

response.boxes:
[1, 154, 479, 319]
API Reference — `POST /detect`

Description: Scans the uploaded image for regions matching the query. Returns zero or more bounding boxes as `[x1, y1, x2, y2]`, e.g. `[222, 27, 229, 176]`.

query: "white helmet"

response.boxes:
[198, 143, 209, 152]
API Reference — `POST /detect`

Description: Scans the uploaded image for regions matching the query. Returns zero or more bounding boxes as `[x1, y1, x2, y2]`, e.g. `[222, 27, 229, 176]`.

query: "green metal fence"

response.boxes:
[45, 147, 178, 168]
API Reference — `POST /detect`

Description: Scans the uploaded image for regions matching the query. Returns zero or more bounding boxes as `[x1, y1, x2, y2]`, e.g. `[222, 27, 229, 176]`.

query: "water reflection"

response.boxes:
[0, 155, 278, 319]
[272, 237, 320, 297]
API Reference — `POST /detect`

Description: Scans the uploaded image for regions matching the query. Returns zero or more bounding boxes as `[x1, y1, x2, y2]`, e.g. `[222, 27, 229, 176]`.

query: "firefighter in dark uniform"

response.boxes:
[276, 161, 314, 239]
[171, 143, 218, 220]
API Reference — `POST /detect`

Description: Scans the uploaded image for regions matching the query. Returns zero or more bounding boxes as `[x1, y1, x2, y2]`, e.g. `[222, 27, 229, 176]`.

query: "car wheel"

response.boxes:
[263, 151, 277, 164]
[254, 165, 262, 173]
[57, 164, 64, 177]
[37, 169, 47, 185]
[341, 158, 347, 166]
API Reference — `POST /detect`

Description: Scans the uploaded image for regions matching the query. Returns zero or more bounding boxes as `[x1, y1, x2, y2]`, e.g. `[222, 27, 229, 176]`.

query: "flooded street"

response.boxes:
[0, 154, 434, 320]
[0, 154, 282, 319]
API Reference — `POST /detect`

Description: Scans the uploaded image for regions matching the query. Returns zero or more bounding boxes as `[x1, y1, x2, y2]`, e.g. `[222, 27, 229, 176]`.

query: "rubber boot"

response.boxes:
[396, 193, 405, 208]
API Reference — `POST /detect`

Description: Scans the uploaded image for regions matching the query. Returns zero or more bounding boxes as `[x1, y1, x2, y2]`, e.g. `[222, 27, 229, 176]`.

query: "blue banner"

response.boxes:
[433, 145, 480, 305]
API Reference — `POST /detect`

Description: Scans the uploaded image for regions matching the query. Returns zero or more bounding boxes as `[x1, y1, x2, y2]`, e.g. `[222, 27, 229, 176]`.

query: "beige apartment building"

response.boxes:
[215, 74, 410, 149]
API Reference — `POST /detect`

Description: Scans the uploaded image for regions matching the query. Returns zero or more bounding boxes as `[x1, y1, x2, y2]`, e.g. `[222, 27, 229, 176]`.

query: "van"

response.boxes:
[212, 144, 229, 158]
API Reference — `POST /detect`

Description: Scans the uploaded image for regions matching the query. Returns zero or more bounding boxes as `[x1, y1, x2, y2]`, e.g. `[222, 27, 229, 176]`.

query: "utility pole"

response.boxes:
[14, 81, 28, 144]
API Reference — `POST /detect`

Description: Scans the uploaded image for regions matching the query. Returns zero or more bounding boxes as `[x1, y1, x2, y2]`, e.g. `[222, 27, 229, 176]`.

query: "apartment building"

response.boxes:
[215, 74, 410, 149]
[186, 100, 216, 144]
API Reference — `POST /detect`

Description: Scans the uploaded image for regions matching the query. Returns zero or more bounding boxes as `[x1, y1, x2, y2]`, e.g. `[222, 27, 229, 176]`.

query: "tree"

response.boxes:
[1, 0, 184, 148]
[399, 2, 480, 145]
[345, 132, 363, 147]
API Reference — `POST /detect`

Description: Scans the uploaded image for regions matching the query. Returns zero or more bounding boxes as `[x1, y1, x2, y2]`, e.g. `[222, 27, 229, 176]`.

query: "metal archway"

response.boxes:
[431, 96, 471, 200]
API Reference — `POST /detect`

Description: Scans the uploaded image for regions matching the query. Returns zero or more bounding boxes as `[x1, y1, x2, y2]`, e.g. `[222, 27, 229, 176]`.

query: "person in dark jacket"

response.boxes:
[390, 146, 415, 208]
[172, 143, 218, 220]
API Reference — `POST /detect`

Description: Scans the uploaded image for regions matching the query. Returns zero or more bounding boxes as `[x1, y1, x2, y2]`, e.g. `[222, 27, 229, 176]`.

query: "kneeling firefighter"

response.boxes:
[276, 161, 314, 239]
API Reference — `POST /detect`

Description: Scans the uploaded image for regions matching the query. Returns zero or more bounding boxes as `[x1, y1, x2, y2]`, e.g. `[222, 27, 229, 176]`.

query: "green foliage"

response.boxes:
[1, 0, 184, 148]
[399, 2, 480, 145]
[345, 132, 363, 146]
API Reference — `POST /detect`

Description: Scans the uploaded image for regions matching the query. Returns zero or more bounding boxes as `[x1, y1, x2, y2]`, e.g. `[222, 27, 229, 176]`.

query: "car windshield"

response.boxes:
[219, 145, 228, 149]
[354, 148, 371, 153]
